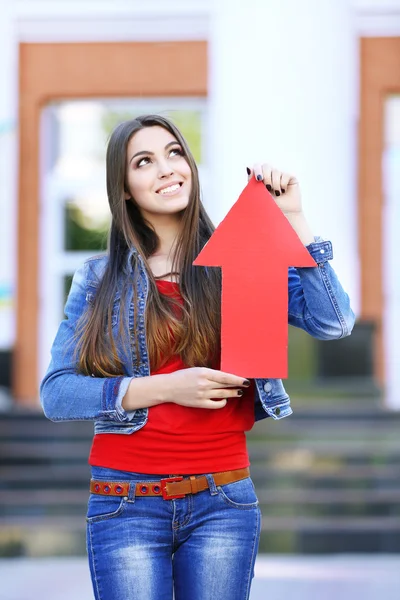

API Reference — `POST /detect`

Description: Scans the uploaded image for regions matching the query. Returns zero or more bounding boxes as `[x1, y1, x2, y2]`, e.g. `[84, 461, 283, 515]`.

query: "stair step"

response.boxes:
[0, 464, 91, 482]
[250, 464, 400, 480]
[0, 514, 399, 533]
[248, 440, 400, 458]
[1, 487, 400, 508]
[0, 464, 398, 486]
[1, 439, 399, 460]
[257, 488, 400, 503]
[0, 441, 91, 461]
[260, 515, 400, 531]
[3, 418, 400, 435]
[0, 489, 87, 505]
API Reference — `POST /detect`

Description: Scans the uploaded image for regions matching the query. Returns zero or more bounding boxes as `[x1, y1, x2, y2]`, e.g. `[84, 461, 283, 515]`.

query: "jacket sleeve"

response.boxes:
[288, 238, 355, 339]
[40, 263, 135, 423]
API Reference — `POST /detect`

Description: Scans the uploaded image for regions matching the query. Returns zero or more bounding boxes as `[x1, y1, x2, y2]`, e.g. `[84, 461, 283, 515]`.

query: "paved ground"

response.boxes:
[1, 554, 399, 600]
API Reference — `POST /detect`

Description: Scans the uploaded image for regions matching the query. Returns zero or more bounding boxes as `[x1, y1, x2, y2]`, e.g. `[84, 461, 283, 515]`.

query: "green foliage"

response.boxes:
[101, 109, 203, 163]
[64, 204, 108, 252]
[167, 110, 202, 163]
[288, 326, 317, 380]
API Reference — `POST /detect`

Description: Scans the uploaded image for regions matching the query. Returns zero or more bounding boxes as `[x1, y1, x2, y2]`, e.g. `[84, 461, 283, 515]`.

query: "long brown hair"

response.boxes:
[74, 115, 221, 376]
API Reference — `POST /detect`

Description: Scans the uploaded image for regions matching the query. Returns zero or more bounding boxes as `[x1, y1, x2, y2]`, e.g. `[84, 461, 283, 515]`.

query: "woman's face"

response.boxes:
[125, 126, 192, 221]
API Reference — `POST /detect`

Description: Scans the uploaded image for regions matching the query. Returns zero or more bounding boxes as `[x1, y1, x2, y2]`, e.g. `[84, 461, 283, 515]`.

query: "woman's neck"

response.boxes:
[146, 213, 182, 257]
[146, 217, 181, 280]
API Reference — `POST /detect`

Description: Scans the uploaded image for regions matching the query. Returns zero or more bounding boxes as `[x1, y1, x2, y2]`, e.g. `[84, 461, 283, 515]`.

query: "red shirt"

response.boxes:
[89, 280, 255, 474]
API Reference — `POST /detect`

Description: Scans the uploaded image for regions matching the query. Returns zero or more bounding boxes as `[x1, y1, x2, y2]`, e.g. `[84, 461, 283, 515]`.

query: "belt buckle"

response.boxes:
[160, 476, 185, 500]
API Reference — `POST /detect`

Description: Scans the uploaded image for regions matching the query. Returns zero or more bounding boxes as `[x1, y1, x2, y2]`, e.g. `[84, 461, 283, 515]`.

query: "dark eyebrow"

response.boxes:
[129, 140, 181, 164]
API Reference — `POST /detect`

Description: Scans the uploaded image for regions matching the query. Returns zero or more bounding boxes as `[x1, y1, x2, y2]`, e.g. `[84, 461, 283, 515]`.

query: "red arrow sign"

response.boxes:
[193, 178, 316, 378]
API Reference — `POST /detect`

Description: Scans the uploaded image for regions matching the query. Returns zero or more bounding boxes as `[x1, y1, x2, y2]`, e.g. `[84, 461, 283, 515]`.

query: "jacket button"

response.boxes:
[274, 407, 281, 416]
[263, 381, 272, 393]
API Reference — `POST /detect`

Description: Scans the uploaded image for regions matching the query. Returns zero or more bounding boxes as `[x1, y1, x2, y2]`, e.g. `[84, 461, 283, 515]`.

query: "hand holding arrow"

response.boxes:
[193, 177, 316, 379]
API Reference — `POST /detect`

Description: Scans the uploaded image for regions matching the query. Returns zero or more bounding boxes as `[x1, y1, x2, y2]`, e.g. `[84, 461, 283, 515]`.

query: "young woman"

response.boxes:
[40, 114, 355, 600]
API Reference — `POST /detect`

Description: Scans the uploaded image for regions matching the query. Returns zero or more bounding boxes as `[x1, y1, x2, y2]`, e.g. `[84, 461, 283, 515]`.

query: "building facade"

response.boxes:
[0, 0, 399, 407]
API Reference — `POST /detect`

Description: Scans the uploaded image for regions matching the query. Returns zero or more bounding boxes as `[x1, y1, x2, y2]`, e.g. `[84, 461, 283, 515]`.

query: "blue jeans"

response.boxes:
[86, 466, 261, 600]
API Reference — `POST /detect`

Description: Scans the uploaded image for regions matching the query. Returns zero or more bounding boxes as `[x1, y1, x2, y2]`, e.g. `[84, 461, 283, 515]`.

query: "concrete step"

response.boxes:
[1, 463, 398, 485]
[1, 487, 400, 508]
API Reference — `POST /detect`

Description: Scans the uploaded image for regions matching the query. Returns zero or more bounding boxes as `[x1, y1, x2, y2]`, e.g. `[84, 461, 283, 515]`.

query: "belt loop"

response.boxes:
[127, 482, 136, 503]
[189, 476, 197, 494]
[205, 473, 218, 496]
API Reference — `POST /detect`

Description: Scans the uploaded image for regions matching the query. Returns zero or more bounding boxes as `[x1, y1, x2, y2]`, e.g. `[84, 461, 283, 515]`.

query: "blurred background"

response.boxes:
[0, 0, 399, 598]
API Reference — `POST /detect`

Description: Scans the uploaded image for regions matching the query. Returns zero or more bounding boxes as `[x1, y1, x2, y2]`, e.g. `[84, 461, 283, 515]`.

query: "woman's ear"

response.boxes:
[124, 186, 131, 201]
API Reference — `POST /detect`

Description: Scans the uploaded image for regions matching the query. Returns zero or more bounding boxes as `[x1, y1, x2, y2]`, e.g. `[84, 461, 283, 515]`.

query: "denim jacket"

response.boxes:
[40, 237, 355, 434]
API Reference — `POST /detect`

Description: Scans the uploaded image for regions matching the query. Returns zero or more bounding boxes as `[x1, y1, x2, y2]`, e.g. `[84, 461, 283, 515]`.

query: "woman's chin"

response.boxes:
[160, 198, 190, 214]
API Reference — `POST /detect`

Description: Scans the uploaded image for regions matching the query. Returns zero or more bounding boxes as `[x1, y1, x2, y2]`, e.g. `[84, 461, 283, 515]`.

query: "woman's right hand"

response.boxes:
[123, 368, 250, 412]
[163, 367, 250, 409]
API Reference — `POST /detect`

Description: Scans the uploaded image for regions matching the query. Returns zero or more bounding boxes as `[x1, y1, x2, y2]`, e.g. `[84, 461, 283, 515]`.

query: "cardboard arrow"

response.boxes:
[193, 178, 316, 378]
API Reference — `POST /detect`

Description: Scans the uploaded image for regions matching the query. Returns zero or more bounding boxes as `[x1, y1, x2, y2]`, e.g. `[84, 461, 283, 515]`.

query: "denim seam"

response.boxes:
[173, 496, 193, 530]
[88, 522, 102, 600]
[86, 498, 127, 524]
[318, 264, 348, 337]
[288, 263, 348, 335]
[101, 377, 125, 420]
[46, 415, 92, 422]
[172, 501, 178, 552]
[217, 484, 259, 510]
[245, 507, 261, 599]
[265, 395, 290, 406]
[305, 240, 333, 263]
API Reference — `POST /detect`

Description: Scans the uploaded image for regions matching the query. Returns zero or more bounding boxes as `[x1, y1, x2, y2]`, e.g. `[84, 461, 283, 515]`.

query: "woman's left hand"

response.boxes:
[247, 163, 303, 216]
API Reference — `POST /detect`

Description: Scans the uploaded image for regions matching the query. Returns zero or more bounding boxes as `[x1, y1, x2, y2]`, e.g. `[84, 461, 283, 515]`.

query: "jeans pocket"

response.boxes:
[86, 494, 128, 523]
[217, 477, 259, 510]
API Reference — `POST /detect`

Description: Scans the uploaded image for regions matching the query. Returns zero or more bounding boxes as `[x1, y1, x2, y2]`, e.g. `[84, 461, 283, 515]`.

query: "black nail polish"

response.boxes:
[237, 389, 244, 397]
[266, 184, 272, 192]
[281, 189, 286, 194]
[275, 190, 281, 196]
[246, 167, 251, 175]
[256, 174, 263, 181]
[243, 379, 251, 387]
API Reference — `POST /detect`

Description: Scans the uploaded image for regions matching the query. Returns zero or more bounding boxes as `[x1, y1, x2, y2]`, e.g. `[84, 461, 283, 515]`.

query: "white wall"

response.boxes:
[208, 0, 359, 313]
[0, 0, 18, 349]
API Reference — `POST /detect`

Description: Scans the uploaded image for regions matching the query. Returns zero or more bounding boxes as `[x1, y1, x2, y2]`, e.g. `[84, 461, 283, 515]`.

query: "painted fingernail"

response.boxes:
[275, 190, 281, 196]
[256, 174, 263, 181]
[243, 379, 251, 387]
[246, 167, 251, 175]
[237, 389, 244, 396]
[281, 189, 286, 194]
[266, 184, 272, 192]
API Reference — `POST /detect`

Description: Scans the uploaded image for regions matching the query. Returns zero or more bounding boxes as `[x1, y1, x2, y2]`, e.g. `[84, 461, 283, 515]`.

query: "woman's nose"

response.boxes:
[158, 159, 174, 178]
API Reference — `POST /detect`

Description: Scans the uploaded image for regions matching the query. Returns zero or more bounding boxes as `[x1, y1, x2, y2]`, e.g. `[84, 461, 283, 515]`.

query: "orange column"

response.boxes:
[358, 37, 400, 383]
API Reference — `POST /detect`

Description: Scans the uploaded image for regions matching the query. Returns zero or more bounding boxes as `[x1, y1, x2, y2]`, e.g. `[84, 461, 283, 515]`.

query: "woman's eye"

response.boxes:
[170, 147, 183, 157]
[137, 156, 150, 168]
[136, 148, 182, 168]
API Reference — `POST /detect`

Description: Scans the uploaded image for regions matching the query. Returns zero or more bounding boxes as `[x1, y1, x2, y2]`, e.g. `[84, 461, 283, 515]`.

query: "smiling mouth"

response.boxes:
[157, 183, 183, 195]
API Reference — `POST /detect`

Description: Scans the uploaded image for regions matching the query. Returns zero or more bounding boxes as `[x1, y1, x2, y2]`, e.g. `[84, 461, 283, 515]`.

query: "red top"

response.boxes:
[89, 280, 255, 474]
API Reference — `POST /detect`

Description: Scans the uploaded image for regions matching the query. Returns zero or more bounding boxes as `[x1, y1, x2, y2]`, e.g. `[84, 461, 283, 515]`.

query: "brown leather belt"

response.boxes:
[90, 467, 250, 500]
